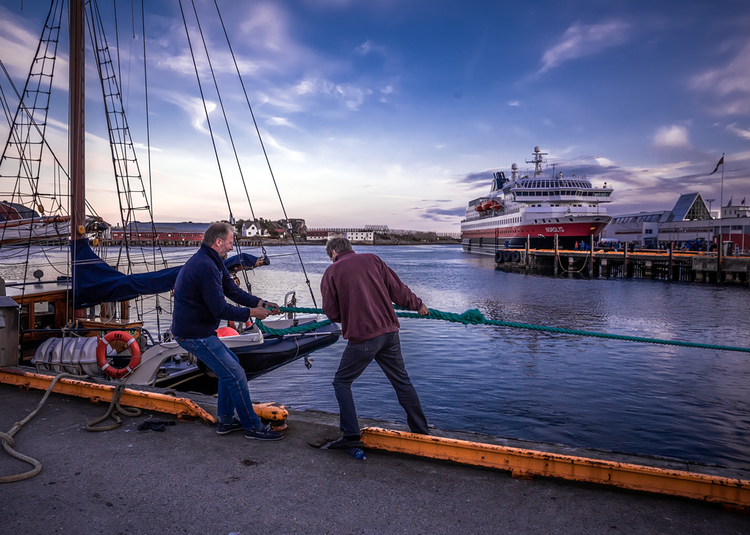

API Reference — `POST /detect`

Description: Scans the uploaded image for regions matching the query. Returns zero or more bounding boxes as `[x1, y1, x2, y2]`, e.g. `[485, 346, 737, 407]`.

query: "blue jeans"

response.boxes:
[178, 336, 262, 430]
[332, 332, 429, 437]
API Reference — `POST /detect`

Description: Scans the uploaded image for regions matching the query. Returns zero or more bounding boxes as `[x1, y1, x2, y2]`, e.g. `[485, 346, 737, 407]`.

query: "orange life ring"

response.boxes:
[96, 331, 142, 379]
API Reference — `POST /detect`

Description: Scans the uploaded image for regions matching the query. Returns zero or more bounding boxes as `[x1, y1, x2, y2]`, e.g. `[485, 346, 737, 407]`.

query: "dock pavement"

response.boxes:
[1, 383, 748, 535]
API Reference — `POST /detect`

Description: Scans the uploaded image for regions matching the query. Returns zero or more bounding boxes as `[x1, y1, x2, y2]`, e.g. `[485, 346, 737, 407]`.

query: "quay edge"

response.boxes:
[2, 384, 749, 535]
[489, 248, 750, 286]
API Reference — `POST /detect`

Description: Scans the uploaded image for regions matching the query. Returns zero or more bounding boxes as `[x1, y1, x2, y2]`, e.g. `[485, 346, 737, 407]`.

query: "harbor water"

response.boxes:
[4, 244, 750, 471]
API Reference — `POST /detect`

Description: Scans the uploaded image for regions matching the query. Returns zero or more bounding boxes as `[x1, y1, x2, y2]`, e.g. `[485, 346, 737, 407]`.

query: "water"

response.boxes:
[3, 243, 750, 470]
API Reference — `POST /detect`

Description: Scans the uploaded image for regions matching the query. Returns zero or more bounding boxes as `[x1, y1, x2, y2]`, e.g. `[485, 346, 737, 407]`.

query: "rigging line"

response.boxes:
[113, 0, 124, 121]
[0, 59, 72, 199]
[2, 0, 65, 211]
[212, 0, 317, 307]
[207, 0, 265, 257]
[89, 1, 158, 281]
[139, 1, 166, 269]
[177, 0, 234, 222]
[141, 1, 162, 340]
[188, 0, 254, 289]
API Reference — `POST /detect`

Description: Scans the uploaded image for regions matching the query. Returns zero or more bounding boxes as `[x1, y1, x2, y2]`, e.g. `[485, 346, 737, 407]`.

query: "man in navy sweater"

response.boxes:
[321, 237, 430, 450]
[172, 222, 283, 441]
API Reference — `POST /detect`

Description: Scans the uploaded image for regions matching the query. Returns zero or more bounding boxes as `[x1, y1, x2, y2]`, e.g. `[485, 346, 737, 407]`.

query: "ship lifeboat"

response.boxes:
[474, 200, 488, 212]
[487, 200, 503, 211]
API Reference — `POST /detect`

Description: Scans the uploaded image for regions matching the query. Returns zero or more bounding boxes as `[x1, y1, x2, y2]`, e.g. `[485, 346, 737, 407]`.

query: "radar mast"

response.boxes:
[526, 146, 547, 177]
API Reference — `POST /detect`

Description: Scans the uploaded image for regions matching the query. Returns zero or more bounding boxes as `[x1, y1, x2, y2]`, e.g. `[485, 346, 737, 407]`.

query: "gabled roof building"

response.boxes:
[601, 193, 749, 252]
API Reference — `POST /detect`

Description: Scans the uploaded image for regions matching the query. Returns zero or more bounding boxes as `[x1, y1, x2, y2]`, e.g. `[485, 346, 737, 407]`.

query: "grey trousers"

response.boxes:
[332, 331, 429, 436]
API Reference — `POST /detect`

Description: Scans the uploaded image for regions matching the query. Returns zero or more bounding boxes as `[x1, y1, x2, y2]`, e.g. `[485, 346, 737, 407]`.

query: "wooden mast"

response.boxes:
[69, 0, 85, 313]
[69, 0, 85, 241]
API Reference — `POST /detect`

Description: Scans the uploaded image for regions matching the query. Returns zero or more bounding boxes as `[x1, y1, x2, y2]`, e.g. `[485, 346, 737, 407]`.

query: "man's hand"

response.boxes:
[250, 307, 271, 320]
[265, 301, 282, 315]
[418, 304, 430, 316]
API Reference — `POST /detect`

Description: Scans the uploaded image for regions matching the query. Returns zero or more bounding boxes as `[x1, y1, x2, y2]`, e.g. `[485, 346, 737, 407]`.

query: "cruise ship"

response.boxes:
[461, 147, 613, 255]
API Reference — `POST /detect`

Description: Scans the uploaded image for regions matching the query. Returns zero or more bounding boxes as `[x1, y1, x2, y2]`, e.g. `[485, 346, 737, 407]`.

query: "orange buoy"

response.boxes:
[216, 326, 239, 337]
[96, 331, 142, 379]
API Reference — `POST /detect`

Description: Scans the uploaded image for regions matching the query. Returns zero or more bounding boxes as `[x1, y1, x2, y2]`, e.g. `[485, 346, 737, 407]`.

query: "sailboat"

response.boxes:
[0, 0, 339, 393]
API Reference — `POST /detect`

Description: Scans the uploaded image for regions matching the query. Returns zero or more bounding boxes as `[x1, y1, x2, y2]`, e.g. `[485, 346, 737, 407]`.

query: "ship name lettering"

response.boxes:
[545, 226, 564, 233]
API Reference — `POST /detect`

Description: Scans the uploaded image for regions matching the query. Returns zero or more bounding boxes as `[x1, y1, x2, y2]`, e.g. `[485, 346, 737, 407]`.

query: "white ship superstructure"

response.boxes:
[461, 147, 613, 255]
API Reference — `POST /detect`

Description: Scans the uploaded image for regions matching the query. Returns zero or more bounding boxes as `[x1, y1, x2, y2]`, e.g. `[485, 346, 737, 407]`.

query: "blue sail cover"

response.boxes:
[224, 253, 263, 272]
[72, 239, 181, 308]
[72, 240, 267, 308]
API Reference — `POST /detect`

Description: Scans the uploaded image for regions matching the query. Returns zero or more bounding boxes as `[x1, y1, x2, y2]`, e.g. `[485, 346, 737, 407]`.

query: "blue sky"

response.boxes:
[1, 0, 749, 232]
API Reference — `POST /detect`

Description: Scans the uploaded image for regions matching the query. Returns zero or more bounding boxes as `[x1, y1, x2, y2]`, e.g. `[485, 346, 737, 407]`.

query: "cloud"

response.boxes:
[508, 101, 520, 107]
[266, 117, 298, 128]
[268, 77, 373, 111]
[727, 122, 750, 140]
[239, 3, 289, 53]
[0, 7, 70, 92]
[262, 132, 305, 161]
[691, 38, 750, 115]
[355, 41, 373, 55]
[163, 92, 217, 135]
[459, 170, 496, 186]
[419, 206, 466, 221]
[653, 125, 691, 148]
[539, 20, 630, 74]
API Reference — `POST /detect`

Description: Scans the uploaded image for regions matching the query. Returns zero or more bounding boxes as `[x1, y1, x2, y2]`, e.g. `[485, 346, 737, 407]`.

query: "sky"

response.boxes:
[1, 0, 749, 233]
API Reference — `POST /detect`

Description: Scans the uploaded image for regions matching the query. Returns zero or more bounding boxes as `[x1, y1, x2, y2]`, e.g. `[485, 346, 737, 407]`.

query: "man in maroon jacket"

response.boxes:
[320, 237, 430, 449]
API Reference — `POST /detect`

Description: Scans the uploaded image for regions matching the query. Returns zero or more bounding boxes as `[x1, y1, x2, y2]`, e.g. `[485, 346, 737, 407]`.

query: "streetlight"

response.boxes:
[706, 199, 716, 251]
[706, 198, 715, 217]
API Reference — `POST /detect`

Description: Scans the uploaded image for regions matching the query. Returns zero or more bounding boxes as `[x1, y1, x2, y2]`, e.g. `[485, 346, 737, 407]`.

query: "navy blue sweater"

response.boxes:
[171, 244, 261, 339]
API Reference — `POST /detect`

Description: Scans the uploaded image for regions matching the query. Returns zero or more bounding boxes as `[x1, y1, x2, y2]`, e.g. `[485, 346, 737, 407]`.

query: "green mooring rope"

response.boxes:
[255, 306, 750, 354]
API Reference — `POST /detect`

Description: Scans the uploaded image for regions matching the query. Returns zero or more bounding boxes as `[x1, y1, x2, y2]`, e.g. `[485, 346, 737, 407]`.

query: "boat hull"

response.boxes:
[153, 322, 342, 394]
[461, 218, 610, 255]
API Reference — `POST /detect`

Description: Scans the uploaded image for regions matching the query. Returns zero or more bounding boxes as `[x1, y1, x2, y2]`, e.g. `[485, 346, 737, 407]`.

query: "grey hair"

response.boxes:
[203, 222, 234, 246]
[326, 236, 352, 258]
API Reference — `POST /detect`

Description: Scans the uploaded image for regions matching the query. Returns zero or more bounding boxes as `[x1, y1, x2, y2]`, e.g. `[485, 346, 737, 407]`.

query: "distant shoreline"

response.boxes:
[239, 239, 462, 247]
[99, 238, 461, 248]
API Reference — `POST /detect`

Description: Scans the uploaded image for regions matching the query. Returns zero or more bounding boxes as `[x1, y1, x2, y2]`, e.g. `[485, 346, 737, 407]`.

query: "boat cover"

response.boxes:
[72, 240, 267, 307]
[72, 239, 181, 308]
[224, 253, 267, 272]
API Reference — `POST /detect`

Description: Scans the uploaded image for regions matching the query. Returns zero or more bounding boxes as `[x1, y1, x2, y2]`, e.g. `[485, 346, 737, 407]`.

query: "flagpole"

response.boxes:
[720, 152, 725, 215]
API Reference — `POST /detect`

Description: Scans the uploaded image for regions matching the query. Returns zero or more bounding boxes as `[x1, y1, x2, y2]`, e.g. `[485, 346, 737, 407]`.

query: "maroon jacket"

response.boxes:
[321, 250, 423, 343]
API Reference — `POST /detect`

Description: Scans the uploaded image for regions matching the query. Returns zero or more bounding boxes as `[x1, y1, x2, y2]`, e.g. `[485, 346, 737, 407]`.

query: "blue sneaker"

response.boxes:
[216, 420, 243, 435]
[245, 424, 284, 441]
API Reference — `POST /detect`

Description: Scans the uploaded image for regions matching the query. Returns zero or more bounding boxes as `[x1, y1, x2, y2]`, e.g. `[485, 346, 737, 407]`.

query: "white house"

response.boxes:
[242, 222, 261, 237]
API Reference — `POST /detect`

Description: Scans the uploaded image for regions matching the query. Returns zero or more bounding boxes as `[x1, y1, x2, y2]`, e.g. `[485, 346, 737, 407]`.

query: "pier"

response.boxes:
[2, 384, 748, 534]
[495, 244, 750, 286]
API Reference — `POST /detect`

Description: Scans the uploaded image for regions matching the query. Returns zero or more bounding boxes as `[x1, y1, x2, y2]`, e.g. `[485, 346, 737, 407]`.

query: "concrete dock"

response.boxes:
[1, 383, 748, 535]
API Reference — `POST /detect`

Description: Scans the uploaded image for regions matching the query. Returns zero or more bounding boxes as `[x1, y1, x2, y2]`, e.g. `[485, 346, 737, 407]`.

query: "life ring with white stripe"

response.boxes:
[96, 331, 142, 379]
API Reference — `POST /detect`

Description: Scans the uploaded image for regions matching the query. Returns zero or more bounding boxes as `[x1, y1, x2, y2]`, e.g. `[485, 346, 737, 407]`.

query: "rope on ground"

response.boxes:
[258, 306, 750, 354]
[0, 373, 81, 483]
[85, 382, 142, 432]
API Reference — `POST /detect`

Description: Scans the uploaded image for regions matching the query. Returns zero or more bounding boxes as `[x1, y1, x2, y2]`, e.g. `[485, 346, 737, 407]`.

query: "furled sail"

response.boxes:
[72, 239, 181, 308]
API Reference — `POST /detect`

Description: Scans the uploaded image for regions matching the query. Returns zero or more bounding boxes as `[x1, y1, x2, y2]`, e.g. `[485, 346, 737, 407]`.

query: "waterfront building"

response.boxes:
[601, 193, 749, 252]
[241, 221, 266, 237]
[110, 222, 209, 246]
[306, 228, 375, 243]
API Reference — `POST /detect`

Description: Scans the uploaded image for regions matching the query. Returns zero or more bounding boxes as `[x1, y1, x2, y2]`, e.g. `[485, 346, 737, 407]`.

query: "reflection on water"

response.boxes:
[3, 243, 750, 469]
